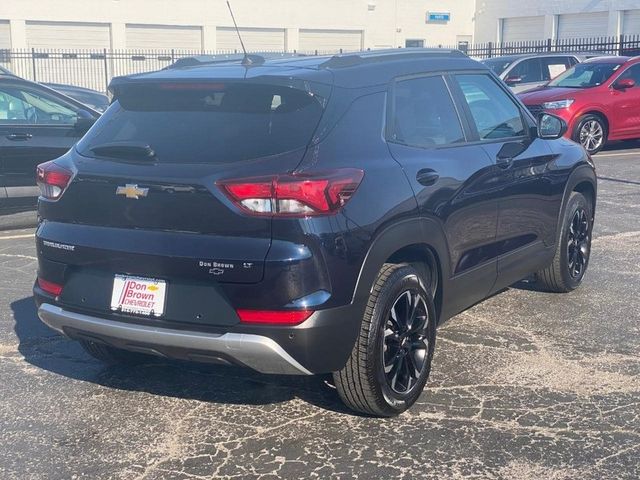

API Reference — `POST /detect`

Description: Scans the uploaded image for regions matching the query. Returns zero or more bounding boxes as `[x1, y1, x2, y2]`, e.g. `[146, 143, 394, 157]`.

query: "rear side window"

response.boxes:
[455, 74, 525, 140]
[540, 57, 573, 80]
[508, 58, 543, 83]
[77, 83, 325, 164]
[390, 76, 464, 147]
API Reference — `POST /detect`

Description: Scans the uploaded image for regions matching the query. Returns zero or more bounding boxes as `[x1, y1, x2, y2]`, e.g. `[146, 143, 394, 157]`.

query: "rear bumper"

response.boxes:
[38, 303, 312, 375]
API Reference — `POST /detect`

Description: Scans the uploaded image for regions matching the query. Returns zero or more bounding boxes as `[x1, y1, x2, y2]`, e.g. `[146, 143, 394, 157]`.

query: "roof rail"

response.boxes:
[320, 48, 466, 68]
[167, 52, 304, 69]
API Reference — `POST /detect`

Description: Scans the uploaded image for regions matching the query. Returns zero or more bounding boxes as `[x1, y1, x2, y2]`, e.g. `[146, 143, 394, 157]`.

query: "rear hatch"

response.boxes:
[37, 77, 330, 323]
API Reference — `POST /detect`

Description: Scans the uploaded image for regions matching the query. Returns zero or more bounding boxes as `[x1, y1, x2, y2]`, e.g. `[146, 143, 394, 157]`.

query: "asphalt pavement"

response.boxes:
[0, 145, 639, 479]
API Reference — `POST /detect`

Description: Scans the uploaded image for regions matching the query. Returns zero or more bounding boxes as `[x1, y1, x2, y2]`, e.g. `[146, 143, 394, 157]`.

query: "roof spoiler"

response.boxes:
[166, 52, 304, 70]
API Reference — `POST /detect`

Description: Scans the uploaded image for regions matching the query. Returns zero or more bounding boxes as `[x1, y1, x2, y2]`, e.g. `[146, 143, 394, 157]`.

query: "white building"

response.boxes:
[474, 0, 640, 44]
[0, 0, 474, 53]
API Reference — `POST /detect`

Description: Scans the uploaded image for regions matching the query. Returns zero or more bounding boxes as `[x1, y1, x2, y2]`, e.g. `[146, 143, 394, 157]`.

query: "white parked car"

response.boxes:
[481, 53, 605, 93]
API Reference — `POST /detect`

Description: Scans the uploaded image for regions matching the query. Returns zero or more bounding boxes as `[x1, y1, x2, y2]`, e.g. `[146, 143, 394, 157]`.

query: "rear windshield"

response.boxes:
[77, 82, 325, 163]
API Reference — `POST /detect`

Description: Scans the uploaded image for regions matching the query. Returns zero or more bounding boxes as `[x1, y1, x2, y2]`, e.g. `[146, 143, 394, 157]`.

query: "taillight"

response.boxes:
[36, 161, 73, 200]
[218, 169, 364, 216]
[236, 309, 314, 325]
[37, 277, 63, 296]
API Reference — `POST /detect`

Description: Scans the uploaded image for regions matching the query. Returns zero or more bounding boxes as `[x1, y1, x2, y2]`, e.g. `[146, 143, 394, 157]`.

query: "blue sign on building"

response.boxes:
[427, 12, 451, 23]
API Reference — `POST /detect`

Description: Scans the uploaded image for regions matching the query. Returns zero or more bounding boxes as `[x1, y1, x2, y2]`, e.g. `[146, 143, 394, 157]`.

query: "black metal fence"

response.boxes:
[2, 34, 640, 93]
[453, 34, 640, 59]
[0, 48, 346, 92]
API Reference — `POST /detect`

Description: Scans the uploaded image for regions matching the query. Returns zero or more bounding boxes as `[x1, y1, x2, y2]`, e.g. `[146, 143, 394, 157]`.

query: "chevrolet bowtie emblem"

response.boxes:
[116, 184, 149, 199]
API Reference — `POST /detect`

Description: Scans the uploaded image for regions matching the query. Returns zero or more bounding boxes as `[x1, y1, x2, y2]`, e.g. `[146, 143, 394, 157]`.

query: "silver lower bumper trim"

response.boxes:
[37, 303, 311, 375]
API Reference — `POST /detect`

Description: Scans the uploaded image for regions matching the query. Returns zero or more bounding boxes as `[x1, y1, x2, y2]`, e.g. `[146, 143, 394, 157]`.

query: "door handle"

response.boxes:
[416, 168, 439, 186]
[6, 133, 33, 141]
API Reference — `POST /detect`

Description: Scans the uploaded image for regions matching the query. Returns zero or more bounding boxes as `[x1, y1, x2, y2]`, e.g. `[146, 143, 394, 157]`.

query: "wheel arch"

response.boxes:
[573, 179, 596, 218]
[574, 110, 609, 138]
[352, 218, 450, 323]
[556, 164, 598, 239]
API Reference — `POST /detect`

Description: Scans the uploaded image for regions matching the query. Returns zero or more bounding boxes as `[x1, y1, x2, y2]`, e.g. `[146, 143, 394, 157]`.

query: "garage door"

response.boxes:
[298, 29, 363, 53]
[557, 12, 608, 39]
[26, 21, 111, 49]
[216, 27, 285, 52]
[24, 22, 111, 92]
[501, 16, 545, 42]
[126, 24, 203, 51]
[623, 10, 640, 35]
[0, 21, 10, 49]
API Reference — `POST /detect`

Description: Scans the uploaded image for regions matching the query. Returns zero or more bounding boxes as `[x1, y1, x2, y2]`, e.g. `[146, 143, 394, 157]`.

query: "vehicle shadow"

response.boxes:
[509, 277, 549, 293]
[11, 296, 354, 415]
[601, 139, 639, 152]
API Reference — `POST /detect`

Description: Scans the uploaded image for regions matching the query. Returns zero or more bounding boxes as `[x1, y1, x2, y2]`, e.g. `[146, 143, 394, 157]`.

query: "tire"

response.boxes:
[573, 114, 607, 155]
[537, 192, 593, 293]
[79, 339, 150, 365]
[333, 263, 436, 416]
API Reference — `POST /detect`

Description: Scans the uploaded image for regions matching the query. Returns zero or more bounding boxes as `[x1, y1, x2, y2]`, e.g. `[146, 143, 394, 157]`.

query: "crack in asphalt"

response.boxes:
[0, 155, 639, 479]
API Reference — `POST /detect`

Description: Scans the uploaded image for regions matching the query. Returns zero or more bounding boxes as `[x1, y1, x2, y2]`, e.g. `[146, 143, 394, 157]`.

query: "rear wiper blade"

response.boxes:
[89, 142, 156, 161]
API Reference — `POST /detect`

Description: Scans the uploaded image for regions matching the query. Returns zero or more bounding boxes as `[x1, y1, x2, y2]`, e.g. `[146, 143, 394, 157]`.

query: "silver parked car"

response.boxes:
[481, 53, 604, 93]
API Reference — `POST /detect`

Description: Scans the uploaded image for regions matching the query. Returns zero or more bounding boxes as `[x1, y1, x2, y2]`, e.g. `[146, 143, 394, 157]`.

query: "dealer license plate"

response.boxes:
[110, 275, 167, 317]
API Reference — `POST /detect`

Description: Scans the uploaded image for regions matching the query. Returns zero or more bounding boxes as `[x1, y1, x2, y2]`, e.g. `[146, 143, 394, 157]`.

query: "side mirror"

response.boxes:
[613, 78, 635, 90]
[74, 109, 96, 132]
[537, 113, 568, 140]
[505, 75, 522, 86]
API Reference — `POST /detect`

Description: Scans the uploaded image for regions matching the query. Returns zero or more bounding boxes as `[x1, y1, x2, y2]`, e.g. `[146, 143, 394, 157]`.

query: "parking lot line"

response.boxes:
[595, 151, 640, 158]
[0, 233, 34, 240]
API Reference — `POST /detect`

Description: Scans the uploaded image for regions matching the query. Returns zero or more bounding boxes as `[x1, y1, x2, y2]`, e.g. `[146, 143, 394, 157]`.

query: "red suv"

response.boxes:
[519, 56, 640, 154]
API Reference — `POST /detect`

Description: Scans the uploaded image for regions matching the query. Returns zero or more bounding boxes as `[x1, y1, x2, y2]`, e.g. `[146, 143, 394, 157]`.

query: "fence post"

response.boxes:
[619, 34, 625, 56]
[103, 48, 109, 92]
[171, 49, 175, 63]
[31, 48, 37, 82]
[547, 38, 552, 52]
[487, 42, 493, 58]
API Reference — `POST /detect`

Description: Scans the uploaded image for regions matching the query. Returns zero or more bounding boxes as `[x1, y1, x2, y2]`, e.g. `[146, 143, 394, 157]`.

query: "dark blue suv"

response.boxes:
[33, 49, 596, 416]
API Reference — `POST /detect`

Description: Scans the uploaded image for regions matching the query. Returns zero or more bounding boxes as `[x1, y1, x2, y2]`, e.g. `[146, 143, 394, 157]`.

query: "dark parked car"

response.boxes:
[33, 49, 596, 416]
[0, 72, 100, 215]
[0, 66, 109, 113]
[42, 83, 109, 113]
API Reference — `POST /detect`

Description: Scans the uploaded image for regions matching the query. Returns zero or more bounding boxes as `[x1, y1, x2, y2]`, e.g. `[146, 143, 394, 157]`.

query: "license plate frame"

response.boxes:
[110, 274, 167, 317]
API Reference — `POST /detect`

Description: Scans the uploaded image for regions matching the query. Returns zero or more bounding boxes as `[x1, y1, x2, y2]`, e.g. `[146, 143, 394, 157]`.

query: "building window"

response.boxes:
[457, 41, 470, 54]
[405, 39, 425, 48]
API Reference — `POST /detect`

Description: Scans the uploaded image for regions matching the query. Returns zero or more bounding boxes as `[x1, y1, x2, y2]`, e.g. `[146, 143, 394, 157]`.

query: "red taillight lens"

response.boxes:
[37, 278, 63, 296]
[236, 309, 314, 325]
[219, 169, 364, 216]
[36, 161, 73, 200]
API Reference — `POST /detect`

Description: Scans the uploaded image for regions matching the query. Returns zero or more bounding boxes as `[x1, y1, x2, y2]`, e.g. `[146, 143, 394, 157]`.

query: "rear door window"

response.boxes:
[389, 75, 465, 147]
[77, 83, 326, 164]
[454, 74, 525, 140]
[541, 57, 573, 81]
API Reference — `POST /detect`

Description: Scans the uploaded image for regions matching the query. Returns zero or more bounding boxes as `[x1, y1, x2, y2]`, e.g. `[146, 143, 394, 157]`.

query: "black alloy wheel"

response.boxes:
[567, 207, 590, 280]
[382, 289, 430, 394]
[537, 191, 593, 292]
[334, 263, 436, 416]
